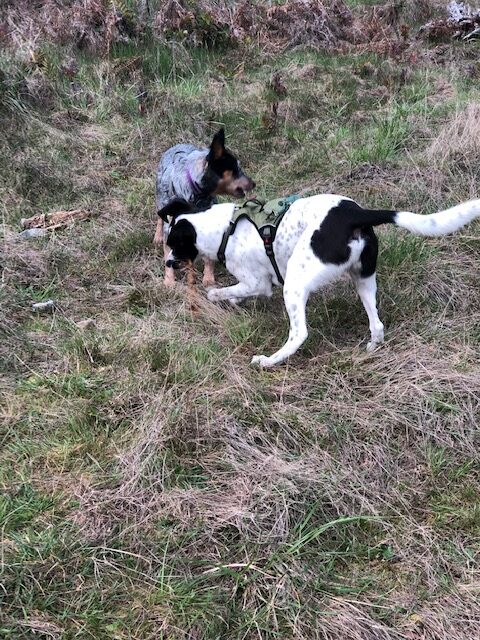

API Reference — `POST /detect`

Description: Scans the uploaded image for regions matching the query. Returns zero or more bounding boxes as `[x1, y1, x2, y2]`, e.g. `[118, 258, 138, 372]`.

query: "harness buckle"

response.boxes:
[261, 226, 275, 256]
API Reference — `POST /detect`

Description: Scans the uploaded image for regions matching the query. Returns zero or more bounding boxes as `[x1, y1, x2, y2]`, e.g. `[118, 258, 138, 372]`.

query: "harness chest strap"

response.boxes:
[217, 195, 300, 286]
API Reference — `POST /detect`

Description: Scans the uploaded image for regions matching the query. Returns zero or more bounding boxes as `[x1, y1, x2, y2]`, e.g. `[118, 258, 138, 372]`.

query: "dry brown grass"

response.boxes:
[1, 0, 358, 54]
[427, 102, 480, 168]
[2, 0, 444, 57]
[0, 0, 134, 55]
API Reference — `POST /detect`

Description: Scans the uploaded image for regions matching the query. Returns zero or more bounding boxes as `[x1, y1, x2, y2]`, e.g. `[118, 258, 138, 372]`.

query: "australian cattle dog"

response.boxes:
[154, 128, 255, 287]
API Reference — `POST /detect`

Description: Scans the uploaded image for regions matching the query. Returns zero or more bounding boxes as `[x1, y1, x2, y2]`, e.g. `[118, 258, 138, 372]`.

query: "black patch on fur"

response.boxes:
[209, 128, 226, 160]
[158, 197, 214, 222]
[207, 149, 241, 177]
[311, 199, 397, 266]
[187, 129, 254, 198]
[158, 198, 194, 222]
[166, 219, 198, 264]
[202, 128, 248, 191]
[359, 226, 379, 278]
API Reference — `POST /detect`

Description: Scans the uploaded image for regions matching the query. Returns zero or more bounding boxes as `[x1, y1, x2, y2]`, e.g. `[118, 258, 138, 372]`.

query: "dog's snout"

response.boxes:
[242, 176, 255, 192]
[165, 248, 181, 270]
[165, 257, 181, 269]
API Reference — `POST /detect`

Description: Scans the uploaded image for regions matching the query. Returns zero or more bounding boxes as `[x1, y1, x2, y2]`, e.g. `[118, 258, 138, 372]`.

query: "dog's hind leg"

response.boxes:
[351, 272, 384, 352]
[349, 229, 383, 352]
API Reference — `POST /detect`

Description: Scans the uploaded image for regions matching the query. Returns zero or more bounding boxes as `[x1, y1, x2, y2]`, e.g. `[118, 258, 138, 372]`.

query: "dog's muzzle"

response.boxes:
[165, 249, 182, 270]
[234, 176, 256, 199]
[165, 257, 182, 269]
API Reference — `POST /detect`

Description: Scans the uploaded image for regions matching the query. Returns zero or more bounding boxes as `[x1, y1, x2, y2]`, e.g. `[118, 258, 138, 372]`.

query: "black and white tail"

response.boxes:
[393, 199, 480, 236]
[339, 198, 480, 237]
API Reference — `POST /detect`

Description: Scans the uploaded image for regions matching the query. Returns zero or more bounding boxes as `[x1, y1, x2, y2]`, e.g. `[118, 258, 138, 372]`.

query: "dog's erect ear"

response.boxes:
[158, 198, 192, 222]
[208, 128, 226, 161]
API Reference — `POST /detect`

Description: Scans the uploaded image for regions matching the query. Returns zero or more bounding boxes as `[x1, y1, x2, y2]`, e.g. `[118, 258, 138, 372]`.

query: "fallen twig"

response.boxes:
[21, 209, 90, 230]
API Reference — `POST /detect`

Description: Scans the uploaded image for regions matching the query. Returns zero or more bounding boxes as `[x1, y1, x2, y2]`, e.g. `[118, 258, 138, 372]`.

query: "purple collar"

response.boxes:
[185, 165, 203, 196]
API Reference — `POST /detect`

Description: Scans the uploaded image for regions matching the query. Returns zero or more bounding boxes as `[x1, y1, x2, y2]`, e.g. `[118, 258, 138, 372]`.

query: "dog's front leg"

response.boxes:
[251, 283, 309, 368]
[208, 279, 270, 304]
[163, 246, 176, 287]
[156, 218, 176, 288]
[202, 258, 216, 289]
[186, 260, 199, 314]
[153, 217, 164, 246]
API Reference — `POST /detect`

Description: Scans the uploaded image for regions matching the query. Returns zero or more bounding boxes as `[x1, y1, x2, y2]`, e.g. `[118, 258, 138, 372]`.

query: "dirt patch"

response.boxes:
[427, 77, 457, 106]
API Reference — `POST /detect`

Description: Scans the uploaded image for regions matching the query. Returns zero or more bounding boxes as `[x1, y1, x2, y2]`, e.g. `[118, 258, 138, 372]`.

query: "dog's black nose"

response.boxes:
[165, 258, 181, 269]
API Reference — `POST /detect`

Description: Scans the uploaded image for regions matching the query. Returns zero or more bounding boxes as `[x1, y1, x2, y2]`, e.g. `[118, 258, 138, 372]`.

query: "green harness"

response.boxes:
[217, 195, 300, 286]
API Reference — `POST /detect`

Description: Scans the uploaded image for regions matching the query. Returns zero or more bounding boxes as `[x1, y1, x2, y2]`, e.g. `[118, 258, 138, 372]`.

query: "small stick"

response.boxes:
[21, 209, 89, 230]
[185, 260, 199, 315]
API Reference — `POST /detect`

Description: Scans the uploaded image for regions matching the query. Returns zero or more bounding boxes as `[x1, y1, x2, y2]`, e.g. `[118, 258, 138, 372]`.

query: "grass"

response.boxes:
[1, 1, 480, 638]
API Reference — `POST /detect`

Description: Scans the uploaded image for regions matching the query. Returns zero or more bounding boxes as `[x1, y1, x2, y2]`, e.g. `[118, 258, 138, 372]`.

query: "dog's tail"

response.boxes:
[358, 199, 480, 236]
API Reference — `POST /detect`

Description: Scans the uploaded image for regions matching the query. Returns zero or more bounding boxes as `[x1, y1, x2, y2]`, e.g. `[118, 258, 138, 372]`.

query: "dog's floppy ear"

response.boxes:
[208, 128, 226, 161]
[158, 198, 192, 222]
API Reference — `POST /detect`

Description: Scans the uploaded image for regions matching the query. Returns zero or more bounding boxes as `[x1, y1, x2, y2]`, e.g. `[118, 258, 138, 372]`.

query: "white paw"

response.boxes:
[366, 340, 382, 352]
[207, 288, 221, 301]
[366, 329, 384, 352]
[251, 354, 273, 368]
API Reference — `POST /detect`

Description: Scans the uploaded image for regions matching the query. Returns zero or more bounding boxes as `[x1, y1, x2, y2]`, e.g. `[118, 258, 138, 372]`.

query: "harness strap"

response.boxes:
[217, 221, 236, 265]
[217, 215, 285, 286]
[259, 225, 284, 285]
[217, 196, 300, 283]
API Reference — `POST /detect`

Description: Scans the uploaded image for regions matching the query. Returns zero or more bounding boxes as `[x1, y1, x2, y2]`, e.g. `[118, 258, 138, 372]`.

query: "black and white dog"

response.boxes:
[161, 194, 480, 367]
[154, 128, 255, 287]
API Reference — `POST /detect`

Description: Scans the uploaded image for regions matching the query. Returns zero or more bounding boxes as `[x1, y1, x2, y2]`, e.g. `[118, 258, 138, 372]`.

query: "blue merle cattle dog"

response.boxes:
[154, 128, 255, 287]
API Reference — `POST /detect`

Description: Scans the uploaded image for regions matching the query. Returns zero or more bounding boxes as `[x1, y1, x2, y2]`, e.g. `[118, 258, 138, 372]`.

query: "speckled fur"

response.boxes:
[156, 144, 212, 211]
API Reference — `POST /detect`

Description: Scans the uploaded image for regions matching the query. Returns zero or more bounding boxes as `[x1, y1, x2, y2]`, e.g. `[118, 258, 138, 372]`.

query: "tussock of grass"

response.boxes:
[426, 102, 480, 175]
